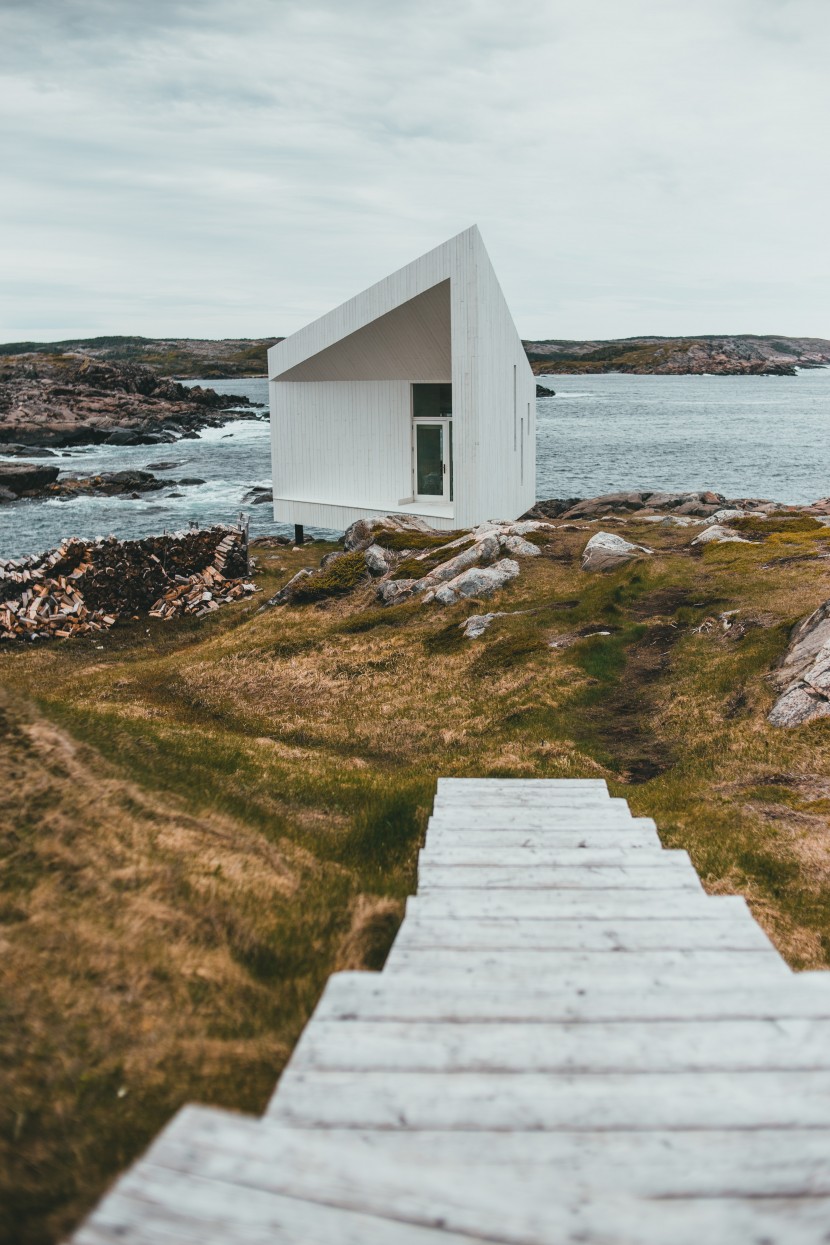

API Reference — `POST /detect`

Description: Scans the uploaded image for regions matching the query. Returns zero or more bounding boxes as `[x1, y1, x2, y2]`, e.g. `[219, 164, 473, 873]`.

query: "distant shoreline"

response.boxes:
[3, 333, 830, 379]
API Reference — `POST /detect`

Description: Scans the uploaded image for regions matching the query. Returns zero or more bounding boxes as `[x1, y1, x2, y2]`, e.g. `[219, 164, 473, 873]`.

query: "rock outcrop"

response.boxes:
[523, 491, 804, 524]
[0, 353, 259, 447]
[768, 601, 830, 727]
[581, 531, 652, 572]
[690, 525, 752, 547]
[0, 462, 60, 495]
[0, 465, 171, 502]
[427, 559, 520, 605]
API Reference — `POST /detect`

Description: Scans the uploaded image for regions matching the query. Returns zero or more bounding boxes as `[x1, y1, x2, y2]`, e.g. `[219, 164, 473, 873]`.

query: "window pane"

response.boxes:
[413, 383, 452, 419]
[416, 424, 443, 495]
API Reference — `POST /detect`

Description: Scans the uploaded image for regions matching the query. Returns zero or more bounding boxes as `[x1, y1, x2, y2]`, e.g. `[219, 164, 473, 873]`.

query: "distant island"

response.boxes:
[0, 336, 283, 379]
[2, 332, 829, 379]
[523, 334, 830, 376]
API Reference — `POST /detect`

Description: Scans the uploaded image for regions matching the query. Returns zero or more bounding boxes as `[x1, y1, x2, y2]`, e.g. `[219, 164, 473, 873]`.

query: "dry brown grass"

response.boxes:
[2, 524, 830, 1241]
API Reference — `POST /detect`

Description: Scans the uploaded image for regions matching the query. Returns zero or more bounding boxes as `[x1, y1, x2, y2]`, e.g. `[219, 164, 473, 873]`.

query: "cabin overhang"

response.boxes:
[268, 226, 535, 533]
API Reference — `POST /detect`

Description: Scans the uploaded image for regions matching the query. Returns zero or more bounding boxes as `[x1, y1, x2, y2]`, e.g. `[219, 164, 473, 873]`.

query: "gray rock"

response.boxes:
[426, 534, 500, 585]
[0, 462, 60, 495]
[0, 444, 57, 458]
[581, 531, 652, 572]
[242, 486, 273, 504]
[105, 428, 141, 446]
[0, 485, 17, 503]
[769, 599, 830, 727]
[376, 578, 423, 606]
[259, 567, 314, 609]
[706, 508, 753, 524]
[178, 477, 206, 486]
[145, 461, 183, 472]
[364, 544, 396, 576]
[500, 533, 541, 557]
[690, 525, 752, 546]
[462, 613, 498, 638]
[431, 558, 520, 605]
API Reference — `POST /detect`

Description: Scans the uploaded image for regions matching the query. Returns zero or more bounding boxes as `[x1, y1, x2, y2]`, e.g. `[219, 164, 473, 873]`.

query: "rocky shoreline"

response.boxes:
[0, 352, 263, 448]
[0, 462, 208, 504]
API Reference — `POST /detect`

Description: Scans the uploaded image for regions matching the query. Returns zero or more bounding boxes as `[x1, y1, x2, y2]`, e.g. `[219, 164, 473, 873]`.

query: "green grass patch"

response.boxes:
[291, 551, 367, 602]
[731, 515, 823, 536]
[373, 529, 468, 552]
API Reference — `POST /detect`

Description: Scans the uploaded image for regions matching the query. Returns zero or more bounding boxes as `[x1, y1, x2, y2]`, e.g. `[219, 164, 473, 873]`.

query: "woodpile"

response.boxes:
[149, 565, 257, 620]
[0, 526, 257, 642]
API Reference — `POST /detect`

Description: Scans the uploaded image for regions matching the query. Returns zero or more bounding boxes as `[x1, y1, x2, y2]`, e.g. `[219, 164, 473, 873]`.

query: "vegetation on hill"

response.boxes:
[2, 518, 830, 1242]
[523, 334, 830, 376]
[2, 333, 829, 379]
[0, 337, 281, 379]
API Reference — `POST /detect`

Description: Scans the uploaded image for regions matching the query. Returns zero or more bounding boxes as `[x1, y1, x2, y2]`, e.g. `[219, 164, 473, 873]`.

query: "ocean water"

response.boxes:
[1, 370, 828, 560]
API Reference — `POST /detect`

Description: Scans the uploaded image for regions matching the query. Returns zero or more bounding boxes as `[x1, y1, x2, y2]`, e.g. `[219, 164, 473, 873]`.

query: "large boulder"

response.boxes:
[429, 558, 520, 605]
[581, 531, 652, 572]
[343, 514, 434, 552]
[769, 600, 830, 727]
[428, 535, 500, 583]
[690, 525, 752, 547]
[0, 462, 60, 496]
[500, 533, 541, 557]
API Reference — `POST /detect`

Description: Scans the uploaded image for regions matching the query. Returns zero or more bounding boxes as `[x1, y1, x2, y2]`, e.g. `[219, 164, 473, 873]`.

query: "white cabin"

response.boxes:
[268, 225, 535, 533]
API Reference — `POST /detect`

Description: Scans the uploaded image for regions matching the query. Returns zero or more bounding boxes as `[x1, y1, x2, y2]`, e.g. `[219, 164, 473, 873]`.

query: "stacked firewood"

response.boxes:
[0, 526, 257, 642]
[149, 564, 257, 620]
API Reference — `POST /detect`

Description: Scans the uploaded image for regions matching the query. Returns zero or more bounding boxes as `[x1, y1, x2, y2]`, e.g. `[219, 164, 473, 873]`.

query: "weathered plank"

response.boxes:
[314, 972, 830, 1024]
[417, 863, 703, 890]
[161, 1106, 830, 1197]
[423, 828, 661, 849]
[420, 846, 681, 867]
[393, 916, 775, 952]
[288, 1017, 830, 1074]
[405, 891, 748, 920]
[382, 947, 788, 977]
[70, 777, 830, 1245]
[269, 1067, 830, 1131]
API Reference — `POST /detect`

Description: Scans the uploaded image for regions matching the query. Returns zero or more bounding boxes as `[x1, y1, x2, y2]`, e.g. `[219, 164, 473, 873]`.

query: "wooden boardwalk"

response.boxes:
[73, 778, 830, 1244]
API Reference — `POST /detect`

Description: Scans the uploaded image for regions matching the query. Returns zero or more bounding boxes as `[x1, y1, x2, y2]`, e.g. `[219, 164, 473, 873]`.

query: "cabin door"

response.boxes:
[413, 419, 452, 503]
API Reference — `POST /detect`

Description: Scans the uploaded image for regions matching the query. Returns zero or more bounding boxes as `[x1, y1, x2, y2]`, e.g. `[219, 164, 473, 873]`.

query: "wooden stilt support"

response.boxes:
[294, 524, 304, 546]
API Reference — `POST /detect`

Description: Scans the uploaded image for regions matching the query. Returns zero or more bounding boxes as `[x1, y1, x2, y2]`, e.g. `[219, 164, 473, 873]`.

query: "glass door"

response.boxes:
[414, 420, 452, 502]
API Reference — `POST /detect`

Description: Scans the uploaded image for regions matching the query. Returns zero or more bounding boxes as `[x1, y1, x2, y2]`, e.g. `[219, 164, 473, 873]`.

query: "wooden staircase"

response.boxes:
[72, 778, 830, 1244]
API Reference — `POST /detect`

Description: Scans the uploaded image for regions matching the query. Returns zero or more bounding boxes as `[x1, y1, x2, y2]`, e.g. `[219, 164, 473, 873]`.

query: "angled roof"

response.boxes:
[268, 225, 482, 382]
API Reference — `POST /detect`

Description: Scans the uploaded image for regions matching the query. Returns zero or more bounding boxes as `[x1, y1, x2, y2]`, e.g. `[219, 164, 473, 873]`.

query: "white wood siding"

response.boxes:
[269, 226, 535, 533]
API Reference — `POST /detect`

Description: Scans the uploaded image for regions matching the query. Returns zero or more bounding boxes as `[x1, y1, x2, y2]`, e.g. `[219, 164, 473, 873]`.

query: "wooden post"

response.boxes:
[238, 511, 250, 575]
[294, 524, 304, 546]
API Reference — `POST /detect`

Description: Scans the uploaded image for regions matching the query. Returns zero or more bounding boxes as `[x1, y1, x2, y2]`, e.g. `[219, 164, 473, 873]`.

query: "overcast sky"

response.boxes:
[1, 0, 828, 342]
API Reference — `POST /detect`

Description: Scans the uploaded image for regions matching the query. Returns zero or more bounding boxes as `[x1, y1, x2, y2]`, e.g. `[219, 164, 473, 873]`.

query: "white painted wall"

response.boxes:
[461, 228, 536, 527]
[271, 380, 412, 519]
[268, 226, 535, 534]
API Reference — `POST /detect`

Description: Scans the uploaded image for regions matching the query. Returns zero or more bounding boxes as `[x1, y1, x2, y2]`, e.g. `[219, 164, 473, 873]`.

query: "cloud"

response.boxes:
[1, 0, 828, 340]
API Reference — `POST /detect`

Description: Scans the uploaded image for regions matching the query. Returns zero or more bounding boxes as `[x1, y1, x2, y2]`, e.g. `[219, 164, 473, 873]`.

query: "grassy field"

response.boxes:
[2, 518, 830, 1243]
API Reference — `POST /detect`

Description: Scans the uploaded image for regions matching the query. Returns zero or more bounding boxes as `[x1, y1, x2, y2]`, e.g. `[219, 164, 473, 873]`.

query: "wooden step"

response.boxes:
[393, 916, 775, 952]
[405, 891, 747, 920]
[269, 1067, 830, 1131]
[417, 863, 703, 890]
[315, 972, 830, 1024]
[288, 1017, 830, 1074]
